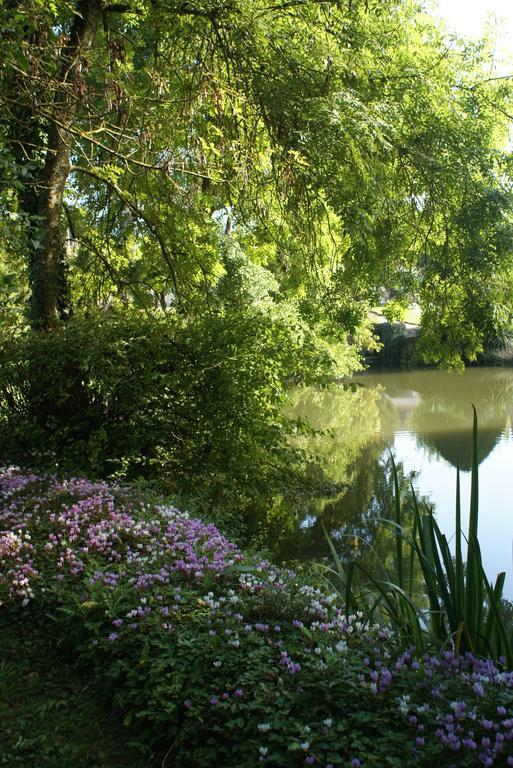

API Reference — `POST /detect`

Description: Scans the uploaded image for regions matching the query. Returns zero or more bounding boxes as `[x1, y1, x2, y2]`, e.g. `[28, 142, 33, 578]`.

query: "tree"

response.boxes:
[1, 0, 513, 363]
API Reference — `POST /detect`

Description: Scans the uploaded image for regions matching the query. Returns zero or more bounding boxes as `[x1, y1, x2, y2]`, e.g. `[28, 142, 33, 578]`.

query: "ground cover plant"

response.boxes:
[0, 616, 149, 768]
[3, 467, 513, 766]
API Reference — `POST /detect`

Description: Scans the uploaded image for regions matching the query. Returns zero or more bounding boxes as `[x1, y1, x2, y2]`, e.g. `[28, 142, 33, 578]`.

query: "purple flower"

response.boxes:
[463, 738, 477, 750]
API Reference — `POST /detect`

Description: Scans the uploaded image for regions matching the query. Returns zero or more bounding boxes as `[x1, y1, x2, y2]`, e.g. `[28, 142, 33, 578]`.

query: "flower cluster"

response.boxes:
[4, 467, 513, 767]
[0, 466, 240, 606]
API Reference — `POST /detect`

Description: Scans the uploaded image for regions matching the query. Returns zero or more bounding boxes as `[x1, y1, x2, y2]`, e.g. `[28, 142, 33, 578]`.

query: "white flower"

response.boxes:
[335, 640, 347, 652]
[301, 741, 310, 751]
[258, 723, 271, 733]
[323, 718, 333, 727]
[213, 660, 222, 668]
[259, 746, 268, 756]
[398, 694, 410, 715]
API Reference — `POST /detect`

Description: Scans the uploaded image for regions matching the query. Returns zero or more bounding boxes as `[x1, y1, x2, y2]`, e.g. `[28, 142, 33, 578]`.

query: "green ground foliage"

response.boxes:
[3, 469, 513, 767]
[0, 614, 151, 768]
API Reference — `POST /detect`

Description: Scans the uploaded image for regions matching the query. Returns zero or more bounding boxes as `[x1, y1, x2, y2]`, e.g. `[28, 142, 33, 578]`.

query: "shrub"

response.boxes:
[0, 307, 334, 521]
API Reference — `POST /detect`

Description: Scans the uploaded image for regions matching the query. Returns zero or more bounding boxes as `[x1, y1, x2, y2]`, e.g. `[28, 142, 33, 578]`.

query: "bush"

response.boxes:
[3, 468, 513, 767]
[0, 307, 334, 521]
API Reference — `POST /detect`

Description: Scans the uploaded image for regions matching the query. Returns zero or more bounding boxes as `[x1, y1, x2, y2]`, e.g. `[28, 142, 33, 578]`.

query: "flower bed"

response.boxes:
[2, 467, 513, 767]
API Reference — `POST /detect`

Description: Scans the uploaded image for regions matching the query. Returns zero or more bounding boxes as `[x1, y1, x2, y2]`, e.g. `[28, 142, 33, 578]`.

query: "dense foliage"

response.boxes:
[0, 307, 341, 526]
[1, 0, 513, 363]
[4, 3, 513, 763]
[3, 467, 513, 767]
[1, 617, 149, 768]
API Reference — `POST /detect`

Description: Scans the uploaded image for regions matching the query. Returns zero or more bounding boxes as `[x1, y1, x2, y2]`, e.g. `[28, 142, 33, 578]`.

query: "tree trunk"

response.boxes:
[30, 0, 104, 330]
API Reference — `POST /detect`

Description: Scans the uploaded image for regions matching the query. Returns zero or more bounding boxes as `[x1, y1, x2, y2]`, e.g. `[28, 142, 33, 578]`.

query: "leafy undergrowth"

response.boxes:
[0, 615, 152, 767]
[3, 467, 513, 767]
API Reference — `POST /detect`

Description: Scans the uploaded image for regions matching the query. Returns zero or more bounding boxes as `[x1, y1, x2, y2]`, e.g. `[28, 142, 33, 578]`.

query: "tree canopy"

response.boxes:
[1, 0, 513, 363]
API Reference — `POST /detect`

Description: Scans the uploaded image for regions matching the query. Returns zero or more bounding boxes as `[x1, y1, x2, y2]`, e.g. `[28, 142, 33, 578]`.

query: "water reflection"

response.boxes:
[277, 368, 513, 597]
[372, 369, 513, 470]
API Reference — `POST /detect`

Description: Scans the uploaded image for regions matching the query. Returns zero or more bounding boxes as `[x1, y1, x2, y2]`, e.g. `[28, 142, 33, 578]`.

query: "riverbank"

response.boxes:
[364, 318, 513, 370]
[3, 467, 513, 766]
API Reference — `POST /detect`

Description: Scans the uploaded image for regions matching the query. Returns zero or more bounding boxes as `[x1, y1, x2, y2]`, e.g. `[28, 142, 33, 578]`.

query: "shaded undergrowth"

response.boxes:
[0, 613, 153, 768]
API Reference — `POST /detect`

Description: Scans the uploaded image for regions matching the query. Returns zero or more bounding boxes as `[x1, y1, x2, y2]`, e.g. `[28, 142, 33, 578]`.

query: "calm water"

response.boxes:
[283, 368, 513, 598]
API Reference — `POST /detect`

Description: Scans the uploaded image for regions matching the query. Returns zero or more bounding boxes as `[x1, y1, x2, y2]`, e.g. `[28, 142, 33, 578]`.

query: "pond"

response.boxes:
[279, 367, 513, 599]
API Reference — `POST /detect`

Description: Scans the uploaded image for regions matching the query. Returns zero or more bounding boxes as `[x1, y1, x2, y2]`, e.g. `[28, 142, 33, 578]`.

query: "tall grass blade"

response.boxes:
[465, 406, 483, 648]
[391, 454, 404, 591]
[322, 409, 512, 665]
[454, 463, 464, 623]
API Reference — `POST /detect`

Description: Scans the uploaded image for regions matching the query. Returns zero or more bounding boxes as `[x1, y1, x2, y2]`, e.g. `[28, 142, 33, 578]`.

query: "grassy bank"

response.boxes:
[2, 467, 513, 766]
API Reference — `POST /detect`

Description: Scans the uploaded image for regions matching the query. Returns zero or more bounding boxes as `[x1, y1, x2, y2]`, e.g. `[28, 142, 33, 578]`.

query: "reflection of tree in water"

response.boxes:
[387, 368, 513, 470]
[269, 445, 397, 563]
[418, 427, 499, 471]
[263, 384, 389, 561]
[268, 451, 427, 598]
[264, 368, 513, 569]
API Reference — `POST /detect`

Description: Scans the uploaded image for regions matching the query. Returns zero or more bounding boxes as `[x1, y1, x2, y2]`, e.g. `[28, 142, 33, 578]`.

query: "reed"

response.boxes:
[322, 408, 513, 663]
